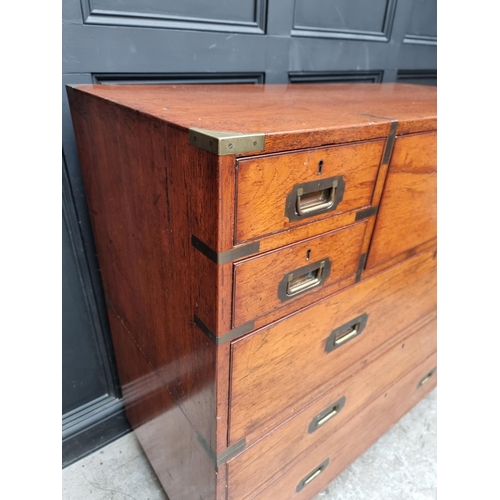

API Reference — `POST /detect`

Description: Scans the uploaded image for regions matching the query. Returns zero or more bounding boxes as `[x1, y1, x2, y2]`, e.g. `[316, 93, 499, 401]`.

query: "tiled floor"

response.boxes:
[63, 389, 436, 500]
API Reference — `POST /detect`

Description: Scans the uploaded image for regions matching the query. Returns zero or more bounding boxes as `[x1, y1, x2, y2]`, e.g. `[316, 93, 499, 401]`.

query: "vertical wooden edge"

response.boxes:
[217, 263, 234, 335]
[216, 463, 229, 500]
[357, 120, 398, 279]
[217, 155, 237, 252]
[215, 343, 232, 453]
[227, 341, 236, 447]
[215, 342, 231, 499]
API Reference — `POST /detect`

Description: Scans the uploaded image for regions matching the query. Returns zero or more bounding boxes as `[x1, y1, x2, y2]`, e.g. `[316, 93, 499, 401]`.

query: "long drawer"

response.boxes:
[229, 249, 436, 445]
[227, 317, 436, 500]
[251, 353, 437, 500]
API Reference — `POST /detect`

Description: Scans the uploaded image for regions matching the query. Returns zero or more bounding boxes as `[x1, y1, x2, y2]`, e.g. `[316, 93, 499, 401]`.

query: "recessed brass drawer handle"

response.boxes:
[325, 313, 368, 353]
[278, 259, 332, 302]
[296, 458, 330, 492]
[335, 324, 359, 345]
[296, 180, 338, 216]
[287, 261, 324, 296]
[285, 176, 346, 222]
[418, 367, 437, 388]
[308, 396, 346, 433]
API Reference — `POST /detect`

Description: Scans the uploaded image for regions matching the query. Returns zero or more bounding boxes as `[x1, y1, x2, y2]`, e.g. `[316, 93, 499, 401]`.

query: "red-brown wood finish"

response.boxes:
[366, 132, 437, 272]
[235, 140, 383, 242]
[251, 353, 437, 499]
[69, 83, 436, 155]
[232, 221, 367, 327]
[67, 83, 437, 500]
[227, 316, 436, 499]
[229, 249, 436, 445]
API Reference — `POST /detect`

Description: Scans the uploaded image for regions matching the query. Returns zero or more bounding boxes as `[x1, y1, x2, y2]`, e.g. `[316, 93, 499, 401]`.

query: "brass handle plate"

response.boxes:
[325, 313, 368, 353]
[296, 458, 330, 492]
[417, 367, 437, 388]
[285, 176, 346, 222]
[278, 259, 332, 302]
[296, 180, 338, 216]
[308, 396, 347, 434]
[286, 261, 325, 296]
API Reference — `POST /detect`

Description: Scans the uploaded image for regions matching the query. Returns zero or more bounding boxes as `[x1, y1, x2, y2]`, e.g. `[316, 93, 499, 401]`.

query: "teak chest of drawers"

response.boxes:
[68, 83, 437, 500]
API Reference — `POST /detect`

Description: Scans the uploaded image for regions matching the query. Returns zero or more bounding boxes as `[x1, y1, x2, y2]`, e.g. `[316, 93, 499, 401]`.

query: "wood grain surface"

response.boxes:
[227, 316, 436, 499]
[233, 222, 366, 327]
[235, 140, 383, 242]
[366, 132, 437, 271]
[69, 83, 436, 154]
[251, 352, 437, 500]
[229, 249, 436, 445]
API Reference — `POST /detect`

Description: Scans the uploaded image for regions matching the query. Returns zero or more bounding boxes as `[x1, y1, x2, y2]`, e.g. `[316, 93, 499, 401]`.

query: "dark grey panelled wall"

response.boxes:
[62, 0, 436, 466]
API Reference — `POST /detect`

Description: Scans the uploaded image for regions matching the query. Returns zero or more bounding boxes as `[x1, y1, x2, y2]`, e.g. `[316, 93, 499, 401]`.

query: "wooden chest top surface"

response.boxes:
[69, 83, 436, 154]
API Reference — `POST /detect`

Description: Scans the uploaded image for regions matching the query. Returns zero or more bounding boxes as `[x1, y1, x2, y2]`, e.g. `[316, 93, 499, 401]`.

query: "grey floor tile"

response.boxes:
[63, 433, 167, 500]
[63, 389, 436, 500]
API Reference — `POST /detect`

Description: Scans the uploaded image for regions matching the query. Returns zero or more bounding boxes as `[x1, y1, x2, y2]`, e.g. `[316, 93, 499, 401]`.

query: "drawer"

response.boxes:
[229, 249, 436, 444]
[233, 221, 366, 327]
[235, 140, 384, 243]
[366, 132, 437, 271]
[227, 318, 436, 500]
[250, 353, 437, 500]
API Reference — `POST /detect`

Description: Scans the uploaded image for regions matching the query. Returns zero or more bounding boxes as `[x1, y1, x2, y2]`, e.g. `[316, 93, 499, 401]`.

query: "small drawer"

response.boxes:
[235, 139, 384, 243]
[248, 354, 437, 500]
[229, 249, 437, 445]
[227, 320, 436, 500]
[232, 221, 366, 327]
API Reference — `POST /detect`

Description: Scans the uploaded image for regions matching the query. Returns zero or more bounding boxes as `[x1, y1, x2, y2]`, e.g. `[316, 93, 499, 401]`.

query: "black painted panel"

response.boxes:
[292, 0, 397, 41]
[397, 70, 437, 86]
[62, 210, 107, 414]
[93, 72, 265, 84]
[289, 70, 383, 84]
[90, 0, 256, 23]
[289, 37, 391, 73]
[294, 0, 388, 33]
[62, 24, 277, 74]
[81, 0, 267, 33]
[407, 0, 437, 39]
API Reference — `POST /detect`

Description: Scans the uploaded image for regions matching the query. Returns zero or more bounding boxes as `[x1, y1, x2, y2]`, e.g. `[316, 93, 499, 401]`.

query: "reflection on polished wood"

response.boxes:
[68, 83, 437, 500]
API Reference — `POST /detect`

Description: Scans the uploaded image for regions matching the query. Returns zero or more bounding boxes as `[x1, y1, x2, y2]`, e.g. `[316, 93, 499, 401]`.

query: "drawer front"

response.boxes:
[233, 222, 366, 327]
[366, 132, 437, 271]
[235, 140, 384, 243]
[250, 353, 437, 500]
[229, 249, 436, 444]
[227, 318, 436, 500]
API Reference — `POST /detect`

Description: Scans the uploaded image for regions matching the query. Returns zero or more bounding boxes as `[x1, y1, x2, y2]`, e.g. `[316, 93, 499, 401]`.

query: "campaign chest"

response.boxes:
[68, 83, 437, 500]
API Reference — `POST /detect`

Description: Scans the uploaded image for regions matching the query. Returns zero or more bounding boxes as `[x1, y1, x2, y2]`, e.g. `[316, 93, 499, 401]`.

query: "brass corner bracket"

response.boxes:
[188, 127, 265, 156]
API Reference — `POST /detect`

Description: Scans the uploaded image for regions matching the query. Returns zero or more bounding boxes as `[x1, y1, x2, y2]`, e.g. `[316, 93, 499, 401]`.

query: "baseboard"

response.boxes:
[62, 395, 131, 468]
